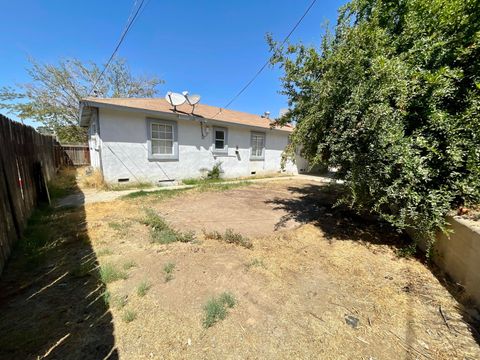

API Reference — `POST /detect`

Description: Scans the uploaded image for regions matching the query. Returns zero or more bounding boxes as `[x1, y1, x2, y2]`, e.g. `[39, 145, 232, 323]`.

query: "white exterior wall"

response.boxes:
[87, 110, 101, 169]
[97, 108, 298, 184]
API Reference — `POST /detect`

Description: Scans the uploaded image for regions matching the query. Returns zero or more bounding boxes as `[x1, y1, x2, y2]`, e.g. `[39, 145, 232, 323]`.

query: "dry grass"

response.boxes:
[78, 168, 106, 189]
[203, 228, 252, 249]
[79, 180, 480, 359]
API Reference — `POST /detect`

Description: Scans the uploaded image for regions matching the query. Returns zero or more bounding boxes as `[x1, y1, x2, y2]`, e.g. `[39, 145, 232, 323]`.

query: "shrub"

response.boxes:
[207, 162, 222, 180]
[202, 292, 236, 328]
[271, 0, 480, 248]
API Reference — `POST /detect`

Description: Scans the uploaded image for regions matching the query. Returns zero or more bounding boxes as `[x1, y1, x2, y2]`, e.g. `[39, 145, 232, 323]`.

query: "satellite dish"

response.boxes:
[165, 91, 186, 111]
[182, 91, 201, 113]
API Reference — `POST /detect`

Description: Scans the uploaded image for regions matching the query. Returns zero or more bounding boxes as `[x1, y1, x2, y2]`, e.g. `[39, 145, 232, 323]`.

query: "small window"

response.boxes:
[213, 127, 228, 154]
[251, 132, 265, 160]
[147, 118, 178, 161]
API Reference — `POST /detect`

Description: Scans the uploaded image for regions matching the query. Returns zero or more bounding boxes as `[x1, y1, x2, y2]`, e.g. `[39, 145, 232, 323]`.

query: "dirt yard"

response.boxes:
[1, 177, 479, 359]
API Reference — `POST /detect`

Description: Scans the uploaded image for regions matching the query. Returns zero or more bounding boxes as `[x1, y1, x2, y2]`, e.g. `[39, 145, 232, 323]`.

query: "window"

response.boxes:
[146, 118, 178, 160]
[152, 123, 174, 155]
[212, 127, 228, 154]
[251, 132, 265, 160]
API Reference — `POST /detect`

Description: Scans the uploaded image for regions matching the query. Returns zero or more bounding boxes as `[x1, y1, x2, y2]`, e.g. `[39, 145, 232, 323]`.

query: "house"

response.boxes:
[79, 97, 306, 184]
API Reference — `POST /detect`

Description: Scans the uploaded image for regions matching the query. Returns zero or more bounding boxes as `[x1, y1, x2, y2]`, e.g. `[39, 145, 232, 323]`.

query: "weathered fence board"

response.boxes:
[0, 114, 69, 274]
[61, 144, 90, 166]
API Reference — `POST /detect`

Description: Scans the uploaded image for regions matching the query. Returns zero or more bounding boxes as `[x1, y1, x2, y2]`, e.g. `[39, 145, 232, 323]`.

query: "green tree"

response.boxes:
[0, 58, 163, 143]
[270, 0, 480, 245]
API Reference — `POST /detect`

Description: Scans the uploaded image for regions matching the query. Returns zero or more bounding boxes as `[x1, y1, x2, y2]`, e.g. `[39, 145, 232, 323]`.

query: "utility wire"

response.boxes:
[211, 0, 318, 119]
[88, 0, 147, 96]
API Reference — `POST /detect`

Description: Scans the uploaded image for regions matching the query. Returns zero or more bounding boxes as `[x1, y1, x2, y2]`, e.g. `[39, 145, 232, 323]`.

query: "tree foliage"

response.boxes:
[0, 58, 163, 143]
[270, 0, 480, 243]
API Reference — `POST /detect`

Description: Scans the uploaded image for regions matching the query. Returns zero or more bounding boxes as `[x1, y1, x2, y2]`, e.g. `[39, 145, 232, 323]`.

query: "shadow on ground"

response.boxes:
[0, 178, 117, 359]
[268, 183, 409, 247]
[268, 182, 480, 348]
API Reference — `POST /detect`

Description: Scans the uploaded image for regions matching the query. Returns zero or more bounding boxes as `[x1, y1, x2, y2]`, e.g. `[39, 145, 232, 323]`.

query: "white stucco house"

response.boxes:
[79, 97, 306, 184]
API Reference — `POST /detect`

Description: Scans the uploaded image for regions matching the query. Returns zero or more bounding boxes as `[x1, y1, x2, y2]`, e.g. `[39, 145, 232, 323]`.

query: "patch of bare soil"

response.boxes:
[80, 180, 480, 359]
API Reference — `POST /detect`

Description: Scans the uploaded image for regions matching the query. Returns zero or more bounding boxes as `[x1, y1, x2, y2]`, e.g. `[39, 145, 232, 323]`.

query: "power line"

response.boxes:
[88, 0, 147, 96]
[211, 0, 318, 119]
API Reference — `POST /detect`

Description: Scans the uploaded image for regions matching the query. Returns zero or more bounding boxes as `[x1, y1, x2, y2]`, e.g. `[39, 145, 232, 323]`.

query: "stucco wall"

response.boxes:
[97, 108, 298, 183]
[411, 216, 480, 307]
[434, 216, 480, 307]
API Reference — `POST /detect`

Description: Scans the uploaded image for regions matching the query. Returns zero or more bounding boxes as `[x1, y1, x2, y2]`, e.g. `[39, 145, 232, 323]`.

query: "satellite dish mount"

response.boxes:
[182, 91, 201, 114]
[165, 91, 186, 111]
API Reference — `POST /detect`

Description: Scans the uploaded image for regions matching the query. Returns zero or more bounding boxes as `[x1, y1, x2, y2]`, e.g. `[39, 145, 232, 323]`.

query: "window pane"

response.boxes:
[215, 130, 224, 140]
[152, 140, 161, 155]
[215, 140, 224, 149]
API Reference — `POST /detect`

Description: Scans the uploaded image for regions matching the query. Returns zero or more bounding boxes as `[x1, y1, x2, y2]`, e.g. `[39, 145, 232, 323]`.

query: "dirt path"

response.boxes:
[55, 174, 336, 208]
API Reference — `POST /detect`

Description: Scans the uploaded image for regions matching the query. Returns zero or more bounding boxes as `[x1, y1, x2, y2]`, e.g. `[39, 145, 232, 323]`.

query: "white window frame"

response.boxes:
[250, 131, 265, 160]
[146, 118, 178, 161]
[212, 127, 228, 155]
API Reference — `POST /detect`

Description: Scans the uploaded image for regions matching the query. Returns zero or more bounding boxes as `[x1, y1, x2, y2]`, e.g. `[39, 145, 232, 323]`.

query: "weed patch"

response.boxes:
[122, 309, 137, 323]
[103, 290, 111, 305]
[107, 221, 131, 237]
[15, 205, 83, 270]
[99, 263, 128, 283]
[245, 258, 266, 270]
[122, 260, 137, 270]
[204, 228, 252, 249]
[136, 281, 152, 297]
[112, 294, 128, 309]
[142, 209, 195, 244]
[122, 188, 188, 200]
[163, 262, 175, 282]
[48, 167, 77, 200]
[197, 181, 252, 193]
[203, 292, 236, 328]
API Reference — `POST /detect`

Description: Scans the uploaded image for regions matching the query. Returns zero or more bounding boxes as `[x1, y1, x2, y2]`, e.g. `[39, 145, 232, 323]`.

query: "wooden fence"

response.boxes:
[61, 144, 90, 166]
[0, 114, 70, 274]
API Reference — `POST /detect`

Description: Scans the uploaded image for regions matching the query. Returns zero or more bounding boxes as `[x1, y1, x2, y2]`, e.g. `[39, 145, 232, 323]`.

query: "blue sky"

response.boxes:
[0, 0, 345, 127]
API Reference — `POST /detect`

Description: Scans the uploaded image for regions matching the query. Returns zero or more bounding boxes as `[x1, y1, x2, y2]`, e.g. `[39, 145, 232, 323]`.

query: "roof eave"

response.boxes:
[79, 99, 293, 133]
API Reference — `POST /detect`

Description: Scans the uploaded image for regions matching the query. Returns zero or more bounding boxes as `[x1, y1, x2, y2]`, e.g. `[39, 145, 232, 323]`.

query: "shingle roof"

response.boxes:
[81, 97, 293, 132]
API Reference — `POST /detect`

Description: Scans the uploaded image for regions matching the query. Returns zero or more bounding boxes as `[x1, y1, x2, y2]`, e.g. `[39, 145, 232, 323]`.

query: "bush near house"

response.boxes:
[271, 0, 480, 247]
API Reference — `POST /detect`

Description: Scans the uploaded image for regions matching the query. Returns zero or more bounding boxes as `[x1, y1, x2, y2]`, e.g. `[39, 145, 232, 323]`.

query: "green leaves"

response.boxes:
[0, 57, 163, 143]
[272, 0, 480, 244]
